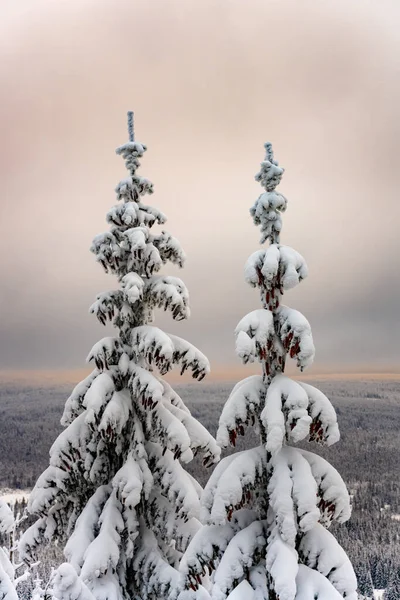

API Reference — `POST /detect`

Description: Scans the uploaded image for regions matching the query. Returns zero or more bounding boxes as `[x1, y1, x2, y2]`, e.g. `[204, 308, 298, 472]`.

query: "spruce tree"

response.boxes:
[384, 568, 400, 600]
[181, 143, 358, 600]
[19, 113, 220, 600]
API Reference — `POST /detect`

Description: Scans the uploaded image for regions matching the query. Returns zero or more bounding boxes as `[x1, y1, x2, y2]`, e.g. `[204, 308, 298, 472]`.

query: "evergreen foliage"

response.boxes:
[180, 143, 358, 600]
[19, 114, 220, 600]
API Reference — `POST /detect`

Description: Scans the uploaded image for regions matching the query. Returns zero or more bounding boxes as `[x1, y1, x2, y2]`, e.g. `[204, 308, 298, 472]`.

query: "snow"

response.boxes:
[202, 448, 267, 525]
[266, 528, 298, 600]
[0, 499, 15, 534]
[0, 489, 30, 505]
[225, 580, 255, 600]
[261, 375, 311, 455]
[276, 305, 315, 370]
[52, 563, 95, 600]
[244, 245, 308, 297]
[235, 309, 275, 364]
[295, 565, 343, 600]
[217, 375, 265, 448]
[212, 521, 265, 600]
[299, 523, 357, 600]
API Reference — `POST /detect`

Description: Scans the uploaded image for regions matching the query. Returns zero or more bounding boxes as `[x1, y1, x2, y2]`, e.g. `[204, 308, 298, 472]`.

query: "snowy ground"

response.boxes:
[0, 489, 30, 504]
[373, 590, 385, 600]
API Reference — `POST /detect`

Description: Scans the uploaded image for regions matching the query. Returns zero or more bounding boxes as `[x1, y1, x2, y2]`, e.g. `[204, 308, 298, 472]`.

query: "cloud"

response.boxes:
[0, 0, 399, 373]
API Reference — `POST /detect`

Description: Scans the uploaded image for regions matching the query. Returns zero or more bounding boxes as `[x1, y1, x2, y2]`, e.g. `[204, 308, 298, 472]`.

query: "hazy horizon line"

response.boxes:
[0, 366, 399, 387]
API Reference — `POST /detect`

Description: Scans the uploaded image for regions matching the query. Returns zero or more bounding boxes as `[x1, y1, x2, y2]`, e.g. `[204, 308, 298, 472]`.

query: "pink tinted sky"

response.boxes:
[0, 0, 399, 380]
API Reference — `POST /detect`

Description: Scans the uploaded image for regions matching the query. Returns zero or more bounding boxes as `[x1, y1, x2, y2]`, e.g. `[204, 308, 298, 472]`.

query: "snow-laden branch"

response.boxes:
[211, 520, 266, 600]
[261, 375, 311, 455]
[276, 306, 315, 371]
[217, 375, 265, 448]
[235, 310, 275, 364]
[298, 524, 357, 600]
[201, 448, 267, 525]
[297, 449, 352, 525]
[245, 245, 308, 309]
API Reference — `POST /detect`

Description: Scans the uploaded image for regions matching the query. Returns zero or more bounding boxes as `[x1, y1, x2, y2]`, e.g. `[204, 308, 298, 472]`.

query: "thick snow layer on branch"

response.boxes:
[298, 449, 351, 524]
[166, 400, 220, 464]
[129, 363, 164, 407]
[153, 231, 186, 268]
[180, 522, 235, 583]
[131, 326, 175, 373]
[80, 493, 124, 583]
[121, 272, 144, 303]
[244, 245, 308, 299]
[112, 454, 146, 510]
[132, 520, 183, 599]
[180, 510, 257, 585]
[266, 528, 298, 600]
[82, 372, 115, 423]
[276, 306, 315, 370]
[235, 310, 274, 364]
[212, 521, 265, 600]
[202, 448, 267, 525]
[62, 370, 99, 425]
[299, 524, 357, 600]
[297, 382, 340, 446]
[28, 465, 68, 514]
[151, 401, 193, 463]
[64, 486, 111, 572]
[0, 500, 14, 535]
[0, 561, 18, 600]
[268, 448, 319, 545]
[261, 375, 311, 455]
[250, 191, 287, 244]
[217, 375, 265, 448]
[19, 518, 47, 563]
[146, 442, 201, 520]
[86, 337, 122, 370]
[146, 276, 190, 321]
[226, 580, 256, 600]
[98, 389, 132, 439]
[295, 565, 343, 600]
[52, 563, 96, 600]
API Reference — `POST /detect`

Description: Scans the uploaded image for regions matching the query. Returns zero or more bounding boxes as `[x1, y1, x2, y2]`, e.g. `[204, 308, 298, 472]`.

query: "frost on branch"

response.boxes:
[276, 306, 315, 371]
[23, 115, 219, 600]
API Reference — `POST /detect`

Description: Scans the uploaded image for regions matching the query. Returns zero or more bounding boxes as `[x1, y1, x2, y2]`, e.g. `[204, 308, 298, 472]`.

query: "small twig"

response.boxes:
[127, 111, 134, 142]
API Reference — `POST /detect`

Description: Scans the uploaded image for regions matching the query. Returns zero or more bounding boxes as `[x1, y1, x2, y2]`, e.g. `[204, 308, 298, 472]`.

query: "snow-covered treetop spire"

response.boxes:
[251, 142, 287, 245]
[127, 110, 134, 142]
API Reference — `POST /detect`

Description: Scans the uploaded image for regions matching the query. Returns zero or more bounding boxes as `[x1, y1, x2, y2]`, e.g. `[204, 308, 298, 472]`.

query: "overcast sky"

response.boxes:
[0, 0, 399, 378]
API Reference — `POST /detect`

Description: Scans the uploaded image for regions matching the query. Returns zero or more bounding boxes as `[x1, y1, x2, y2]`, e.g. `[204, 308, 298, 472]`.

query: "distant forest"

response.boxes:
[0, 377, 399, 597]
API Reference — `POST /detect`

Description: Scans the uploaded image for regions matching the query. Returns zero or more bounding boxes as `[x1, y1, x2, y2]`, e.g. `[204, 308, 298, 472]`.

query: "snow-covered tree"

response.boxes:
[384, 568, 400, 600]
[0, 499, 30, 599]
[19, 113, 220, 600]
[180, 143, 358, 600]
